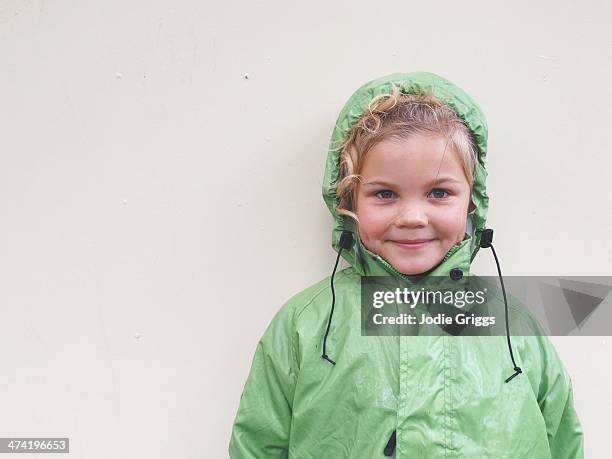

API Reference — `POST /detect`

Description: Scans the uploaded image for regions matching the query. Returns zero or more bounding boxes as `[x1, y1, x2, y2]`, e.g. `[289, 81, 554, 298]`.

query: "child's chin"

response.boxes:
[390, 258, 435, 276]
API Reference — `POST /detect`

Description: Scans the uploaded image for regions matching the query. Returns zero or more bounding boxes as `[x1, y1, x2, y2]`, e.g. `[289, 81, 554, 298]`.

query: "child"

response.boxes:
[229, 72, 584, 458]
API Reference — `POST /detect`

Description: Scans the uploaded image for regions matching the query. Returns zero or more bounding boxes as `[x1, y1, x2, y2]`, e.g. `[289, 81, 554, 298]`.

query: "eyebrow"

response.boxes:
[363, 176, 463, 187]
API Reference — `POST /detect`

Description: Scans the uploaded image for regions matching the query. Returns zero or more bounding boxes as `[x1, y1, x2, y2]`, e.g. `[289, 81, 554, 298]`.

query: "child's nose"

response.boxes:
[394, 204, 428, 227]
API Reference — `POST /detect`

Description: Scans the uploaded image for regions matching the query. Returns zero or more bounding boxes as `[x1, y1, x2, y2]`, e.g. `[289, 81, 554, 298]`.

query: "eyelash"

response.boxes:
[374, 188, 451, 200]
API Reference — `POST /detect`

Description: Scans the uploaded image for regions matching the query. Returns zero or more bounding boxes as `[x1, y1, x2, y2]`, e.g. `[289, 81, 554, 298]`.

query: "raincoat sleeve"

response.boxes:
[534, 335, 585, 458]
[228, 301, 299, 458]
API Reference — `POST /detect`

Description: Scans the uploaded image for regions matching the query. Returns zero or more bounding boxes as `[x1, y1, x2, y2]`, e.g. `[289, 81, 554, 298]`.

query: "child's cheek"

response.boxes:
[438, 206, 468, 243]
[358, 204, 388, 243]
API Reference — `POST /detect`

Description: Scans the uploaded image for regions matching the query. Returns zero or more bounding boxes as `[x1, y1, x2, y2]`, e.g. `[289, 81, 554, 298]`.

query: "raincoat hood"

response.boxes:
[323, 71, 489, 280]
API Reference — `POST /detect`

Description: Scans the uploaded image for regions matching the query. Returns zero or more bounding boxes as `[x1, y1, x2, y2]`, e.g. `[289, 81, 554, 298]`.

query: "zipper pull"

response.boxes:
[383, 429, 396, 456]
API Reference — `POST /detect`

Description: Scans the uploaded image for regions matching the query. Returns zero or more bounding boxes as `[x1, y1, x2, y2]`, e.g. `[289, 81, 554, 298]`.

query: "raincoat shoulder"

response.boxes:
[228, 267, 358, 458]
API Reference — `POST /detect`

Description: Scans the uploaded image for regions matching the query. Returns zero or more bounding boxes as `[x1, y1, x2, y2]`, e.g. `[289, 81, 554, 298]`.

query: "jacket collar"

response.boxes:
[338, 221, 474, 284]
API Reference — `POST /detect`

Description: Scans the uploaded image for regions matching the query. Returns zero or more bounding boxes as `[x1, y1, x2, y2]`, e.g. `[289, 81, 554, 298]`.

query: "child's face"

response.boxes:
[355, 135, 472, 275]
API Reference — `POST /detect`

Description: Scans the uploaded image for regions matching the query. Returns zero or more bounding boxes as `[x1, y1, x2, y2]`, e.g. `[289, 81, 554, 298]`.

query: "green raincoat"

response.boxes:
[229, 72, 584, 458]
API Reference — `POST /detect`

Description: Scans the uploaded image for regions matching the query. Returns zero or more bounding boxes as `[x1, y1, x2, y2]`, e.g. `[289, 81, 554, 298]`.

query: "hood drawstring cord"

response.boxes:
[322, 230, 354, 365]
[480, 228, 523, 383]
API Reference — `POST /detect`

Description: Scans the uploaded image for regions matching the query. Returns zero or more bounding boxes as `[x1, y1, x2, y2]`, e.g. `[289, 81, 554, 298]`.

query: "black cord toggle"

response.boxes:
[480, 228, 494, 248]
[338, 230, 353, 249]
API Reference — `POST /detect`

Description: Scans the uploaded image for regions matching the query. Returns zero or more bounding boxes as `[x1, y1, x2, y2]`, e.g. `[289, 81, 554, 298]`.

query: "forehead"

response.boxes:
[361, 136, 466, 181]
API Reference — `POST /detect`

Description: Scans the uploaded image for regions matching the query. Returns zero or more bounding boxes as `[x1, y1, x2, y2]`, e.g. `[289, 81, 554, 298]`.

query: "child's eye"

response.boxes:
[429, 188, 450, 199]
[375, 190, 396, 200]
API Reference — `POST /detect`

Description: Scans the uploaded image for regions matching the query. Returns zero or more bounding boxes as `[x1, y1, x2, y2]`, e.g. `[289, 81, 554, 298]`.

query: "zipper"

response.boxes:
[369, 242, 463, 458]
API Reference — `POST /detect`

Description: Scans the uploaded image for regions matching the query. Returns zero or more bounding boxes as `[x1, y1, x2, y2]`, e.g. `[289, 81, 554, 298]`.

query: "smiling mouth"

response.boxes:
[391, 239, 433, 249]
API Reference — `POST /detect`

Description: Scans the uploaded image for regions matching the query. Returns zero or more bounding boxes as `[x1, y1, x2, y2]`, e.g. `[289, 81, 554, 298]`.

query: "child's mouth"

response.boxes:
[390, 239, 433, 249]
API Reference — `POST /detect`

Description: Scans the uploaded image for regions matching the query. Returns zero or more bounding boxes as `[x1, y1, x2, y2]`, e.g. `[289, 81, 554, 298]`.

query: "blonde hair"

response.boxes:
[334, 84, 478, 223]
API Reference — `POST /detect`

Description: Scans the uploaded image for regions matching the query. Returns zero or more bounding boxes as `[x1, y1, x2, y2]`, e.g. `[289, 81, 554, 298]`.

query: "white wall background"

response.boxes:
[1, 0, 611, 457]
